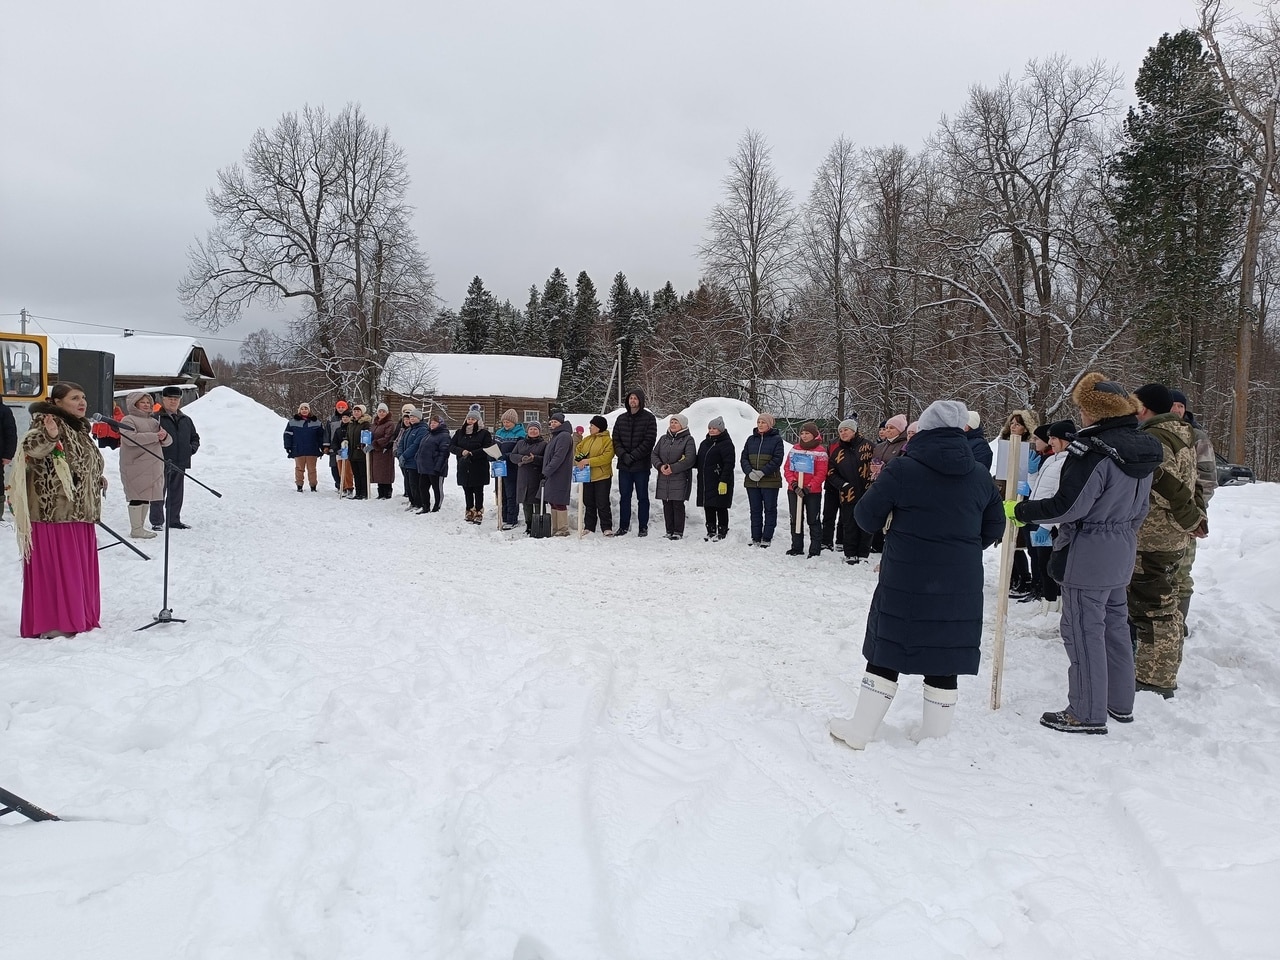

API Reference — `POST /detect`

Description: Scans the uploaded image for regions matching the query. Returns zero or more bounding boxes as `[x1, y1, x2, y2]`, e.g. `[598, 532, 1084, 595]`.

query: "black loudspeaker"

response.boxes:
[57, 349, 115, 419]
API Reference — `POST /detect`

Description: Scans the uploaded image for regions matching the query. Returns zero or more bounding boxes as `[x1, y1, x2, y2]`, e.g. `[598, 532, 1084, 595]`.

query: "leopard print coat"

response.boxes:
[20, 401, 105, 524]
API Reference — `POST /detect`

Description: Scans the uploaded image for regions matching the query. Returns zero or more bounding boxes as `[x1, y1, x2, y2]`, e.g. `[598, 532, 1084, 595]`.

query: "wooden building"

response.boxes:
[46, 332, 217, 396]
[379, 352, 563, 425]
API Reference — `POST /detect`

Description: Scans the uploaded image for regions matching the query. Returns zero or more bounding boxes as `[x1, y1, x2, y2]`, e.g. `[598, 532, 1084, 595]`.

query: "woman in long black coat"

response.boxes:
[830, 400, 1004, 751]
[451, 408, 493, 523]
[695, 416, 736, 541]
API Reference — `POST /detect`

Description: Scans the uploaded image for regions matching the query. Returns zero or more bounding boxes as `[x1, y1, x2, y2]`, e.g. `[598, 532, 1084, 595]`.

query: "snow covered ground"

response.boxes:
[1, 387, 1277, 960]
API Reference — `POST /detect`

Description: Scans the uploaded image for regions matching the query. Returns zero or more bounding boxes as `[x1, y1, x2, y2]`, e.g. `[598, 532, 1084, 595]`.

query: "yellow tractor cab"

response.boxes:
[1, 332, 50, 435]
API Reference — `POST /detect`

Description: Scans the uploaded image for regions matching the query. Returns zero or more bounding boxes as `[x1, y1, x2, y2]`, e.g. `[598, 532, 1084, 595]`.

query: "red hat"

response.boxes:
[335, 400, 349, 412]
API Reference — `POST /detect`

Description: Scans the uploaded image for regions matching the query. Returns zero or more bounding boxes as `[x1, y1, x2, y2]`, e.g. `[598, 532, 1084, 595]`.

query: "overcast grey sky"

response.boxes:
[1, 0, 1192, 357]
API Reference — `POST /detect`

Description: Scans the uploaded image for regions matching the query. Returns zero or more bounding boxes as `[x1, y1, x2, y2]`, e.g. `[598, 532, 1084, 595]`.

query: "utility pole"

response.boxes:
[20, 307, 28, 334]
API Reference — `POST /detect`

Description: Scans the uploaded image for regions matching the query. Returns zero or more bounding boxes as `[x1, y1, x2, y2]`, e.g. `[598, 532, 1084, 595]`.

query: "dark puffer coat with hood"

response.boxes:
[1015, 414, 1163, 590]
[417, 419, 451, 477]
[855, 426, 1005, 676]
[611, 388, 658, 472]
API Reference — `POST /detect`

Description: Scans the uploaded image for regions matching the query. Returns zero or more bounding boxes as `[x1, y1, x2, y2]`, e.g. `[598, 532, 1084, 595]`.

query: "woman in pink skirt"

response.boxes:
[9, 382, 106, 638]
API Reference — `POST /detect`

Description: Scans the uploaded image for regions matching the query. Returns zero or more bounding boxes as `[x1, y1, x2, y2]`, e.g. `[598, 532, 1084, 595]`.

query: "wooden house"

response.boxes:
[379, 352, 563, 426]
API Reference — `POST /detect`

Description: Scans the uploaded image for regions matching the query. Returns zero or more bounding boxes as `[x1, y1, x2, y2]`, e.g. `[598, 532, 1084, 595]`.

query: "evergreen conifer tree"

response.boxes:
[1111, 30, 1245, 388]
[522, 286, 547, 356]
[608, 271, 641, 395]
[542, 268, 573, 358]
[456, 276, 496, 354]
[562, 271, 601, 408]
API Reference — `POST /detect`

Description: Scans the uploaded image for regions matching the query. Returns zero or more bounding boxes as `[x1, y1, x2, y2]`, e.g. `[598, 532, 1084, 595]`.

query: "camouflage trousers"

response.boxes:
[1129, 547, 1187, 690]
[1174, 538, 1198, 628]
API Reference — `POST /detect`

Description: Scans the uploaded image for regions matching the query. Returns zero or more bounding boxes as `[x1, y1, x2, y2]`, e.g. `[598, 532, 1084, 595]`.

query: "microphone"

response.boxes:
[91, 412, 137, 432]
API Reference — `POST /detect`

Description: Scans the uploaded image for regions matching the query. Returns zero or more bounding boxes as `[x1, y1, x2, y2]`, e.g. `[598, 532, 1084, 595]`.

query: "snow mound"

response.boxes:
[677, 397, 760, 449]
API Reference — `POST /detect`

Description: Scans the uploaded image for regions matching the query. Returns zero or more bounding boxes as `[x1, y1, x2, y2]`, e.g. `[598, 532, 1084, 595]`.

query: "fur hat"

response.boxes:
[1133, 383, 1174, 416]
[885, 414, 908, 434]
[837, 418, 858, 434]
[798, 420, 820, 438]
[590, 414, 609, 432]
[708, 416, 726, 432]
[1001, 409, 1040, 439]
[757, 412, 776, 429]
[668, 413, 689, 431]
[1047, 419, 1077, 440]
[501, 408, 519, 425]
[967, 411, 981, 430]
[161, 385, 183, 398]
[548, 410, 566, 424]
[1072, 372, 1138, 421]
[917, 399, 969, 432]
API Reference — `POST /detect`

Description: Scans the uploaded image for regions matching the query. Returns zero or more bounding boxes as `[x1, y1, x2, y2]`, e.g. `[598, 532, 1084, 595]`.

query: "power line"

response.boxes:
[2, 311, 247, 345]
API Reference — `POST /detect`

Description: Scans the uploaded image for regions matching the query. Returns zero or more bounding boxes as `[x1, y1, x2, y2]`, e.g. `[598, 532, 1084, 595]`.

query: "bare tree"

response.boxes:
[800, 136, 860, 417]
[925, 57, 1123, 416]
[1199, 0, 1280, 462]
[699, 130, 801, 406]
[180, 103, 435, 405]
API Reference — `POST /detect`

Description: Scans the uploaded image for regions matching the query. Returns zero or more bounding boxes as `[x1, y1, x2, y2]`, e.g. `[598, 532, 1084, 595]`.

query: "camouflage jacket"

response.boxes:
[1138, 412, 1203, 553]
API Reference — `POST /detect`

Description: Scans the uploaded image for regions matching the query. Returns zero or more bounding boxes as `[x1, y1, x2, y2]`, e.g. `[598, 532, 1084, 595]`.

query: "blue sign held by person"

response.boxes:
[572, 465, 591, 483]
[491, 460, 508, 478]
[789, 451, 815, 474]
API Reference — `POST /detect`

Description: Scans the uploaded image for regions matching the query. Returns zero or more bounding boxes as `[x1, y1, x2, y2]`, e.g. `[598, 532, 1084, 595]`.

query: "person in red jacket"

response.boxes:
[783, 421, 829, 557]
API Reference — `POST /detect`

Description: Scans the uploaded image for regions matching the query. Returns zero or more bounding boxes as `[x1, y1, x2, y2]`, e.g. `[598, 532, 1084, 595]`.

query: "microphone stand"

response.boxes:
[100, 418, 223, 631]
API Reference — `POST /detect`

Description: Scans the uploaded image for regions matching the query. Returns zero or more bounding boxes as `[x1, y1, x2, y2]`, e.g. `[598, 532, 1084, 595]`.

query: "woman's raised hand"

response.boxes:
[43, 414, 59, 439]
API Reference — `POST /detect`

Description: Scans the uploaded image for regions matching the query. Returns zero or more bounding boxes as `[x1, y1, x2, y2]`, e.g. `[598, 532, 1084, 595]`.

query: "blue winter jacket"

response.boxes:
[855, 427, 1005, 676]
[284, 414, 327, 458]
[398, 421, 427, 470]
[417, 421, 452, 476]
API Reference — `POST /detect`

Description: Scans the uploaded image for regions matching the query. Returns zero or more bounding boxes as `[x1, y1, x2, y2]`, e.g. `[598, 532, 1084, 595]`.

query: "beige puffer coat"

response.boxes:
[118, 391, 173, 501]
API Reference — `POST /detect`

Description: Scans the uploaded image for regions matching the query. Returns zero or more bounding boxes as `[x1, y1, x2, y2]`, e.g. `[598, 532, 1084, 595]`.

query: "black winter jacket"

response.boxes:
[0, 402, 16, 461]
[695, 431, 736, 508]
[157, 409, 200, 469]
[855, 427, 1005, 676]
[612, 388, 658, 471]
[827, 434, 874, 503]
[452, 425, 493, 487]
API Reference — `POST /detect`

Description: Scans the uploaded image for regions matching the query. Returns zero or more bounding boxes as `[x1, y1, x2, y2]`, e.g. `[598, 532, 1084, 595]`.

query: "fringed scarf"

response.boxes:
[9, 432, 77, 562]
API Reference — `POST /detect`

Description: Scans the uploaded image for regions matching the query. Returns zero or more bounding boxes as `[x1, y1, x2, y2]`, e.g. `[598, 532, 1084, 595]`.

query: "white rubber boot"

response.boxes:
[913, 684, 958, 742]
[830, 673, 898, 750]
[129, 504, 157, 539]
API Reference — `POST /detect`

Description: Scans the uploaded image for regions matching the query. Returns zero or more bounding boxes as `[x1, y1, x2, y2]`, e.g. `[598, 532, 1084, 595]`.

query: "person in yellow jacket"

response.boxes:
[575, 415, 616, 535]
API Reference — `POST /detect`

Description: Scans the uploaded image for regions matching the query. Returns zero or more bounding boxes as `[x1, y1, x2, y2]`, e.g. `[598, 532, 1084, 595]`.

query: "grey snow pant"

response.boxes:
[1060, 584, 1135, 725]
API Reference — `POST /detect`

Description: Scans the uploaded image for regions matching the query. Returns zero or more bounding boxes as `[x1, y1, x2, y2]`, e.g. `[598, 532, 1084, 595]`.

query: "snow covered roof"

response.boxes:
[39, 332, 214, 380]
[381, 352, 562, 399]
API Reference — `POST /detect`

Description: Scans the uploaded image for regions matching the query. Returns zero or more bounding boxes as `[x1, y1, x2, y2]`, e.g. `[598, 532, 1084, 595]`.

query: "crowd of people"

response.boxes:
[7, 372, 1215, 748]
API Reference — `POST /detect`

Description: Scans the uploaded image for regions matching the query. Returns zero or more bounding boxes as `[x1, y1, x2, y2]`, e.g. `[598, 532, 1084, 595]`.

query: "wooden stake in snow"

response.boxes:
[495, 476, 503, 530]
[990, 432, 1023, 710]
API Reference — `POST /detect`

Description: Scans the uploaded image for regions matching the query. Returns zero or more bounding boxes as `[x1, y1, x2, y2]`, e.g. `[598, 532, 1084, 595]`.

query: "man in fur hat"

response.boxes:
[1012, 373, 1164, 734]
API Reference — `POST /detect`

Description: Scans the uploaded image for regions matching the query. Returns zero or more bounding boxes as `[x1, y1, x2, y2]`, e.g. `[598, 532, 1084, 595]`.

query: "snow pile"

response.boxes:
[1, 388, 1278, 960]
